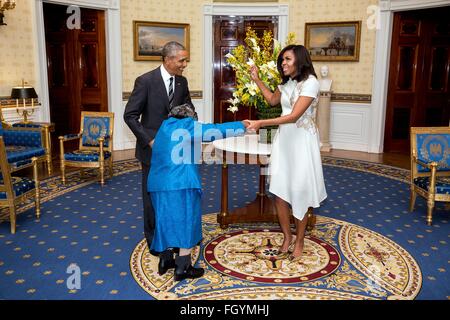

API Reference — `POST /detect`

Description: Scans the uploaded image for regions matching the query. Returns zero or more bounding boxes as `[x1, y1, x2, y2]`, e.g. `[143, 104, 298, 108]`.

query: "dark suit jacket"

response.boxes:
[123, 66, 193, 165]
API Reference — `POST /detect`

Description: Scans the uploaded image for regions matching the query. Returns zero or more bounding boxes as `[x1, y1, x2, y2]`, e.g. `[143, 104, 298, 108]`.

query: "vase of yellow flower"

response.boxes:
[225, 28, 296, 142]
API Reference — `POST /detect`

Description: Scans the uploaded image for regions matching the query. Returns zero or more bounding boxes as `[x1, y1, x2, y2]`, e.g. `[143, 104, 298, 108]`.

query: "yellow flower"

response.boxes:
[245, 82, 259, 96]
[226, 27, 297, 113]
[246, 58, 255, 67]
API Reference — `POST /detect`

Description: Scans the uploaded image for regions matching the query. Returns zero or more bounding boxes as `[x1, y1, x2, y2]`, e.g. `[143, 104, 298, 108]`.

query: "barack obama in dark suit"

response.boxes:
[123, 42, 194, 268]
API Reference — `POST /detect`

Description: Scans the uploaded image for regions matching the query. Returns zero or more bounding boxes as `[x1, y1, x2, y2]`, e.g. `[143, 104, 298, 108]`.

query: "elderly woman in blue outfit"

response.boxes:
[148, 103, 247, 281]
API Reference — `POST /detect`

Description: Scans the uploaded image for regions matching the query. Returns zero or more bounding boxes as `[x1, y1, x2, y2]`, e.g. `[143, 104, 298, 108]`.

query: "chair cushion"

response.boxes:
[81, 116, 111, 148]
[64, 150, 111, 162]
[414, 177, 450, 194]
[416, 133, 450, 172]
[5, 146, 46, 163]
[0, 176, 35, 199]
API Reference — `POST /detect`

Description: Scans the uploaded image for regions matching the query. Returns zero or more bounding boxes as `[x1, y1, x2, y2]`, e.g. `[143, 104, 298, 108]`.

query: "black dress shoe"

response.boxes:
[158, 257, 176, 276]
[149, 249, 160, 257]
[174, 265, 204, 281]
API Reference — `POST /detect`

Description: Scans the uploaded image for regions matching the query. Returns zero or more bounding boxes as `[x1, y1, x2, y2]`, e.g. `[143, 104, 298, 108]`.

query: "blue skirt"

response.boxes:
[150, 188, 202, 252]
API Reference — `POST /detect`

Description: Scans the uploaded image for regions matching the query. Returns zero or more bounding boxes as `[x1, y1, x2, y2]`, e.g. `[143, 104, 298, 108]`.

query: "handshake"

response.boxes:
[242, 119, 261, 133]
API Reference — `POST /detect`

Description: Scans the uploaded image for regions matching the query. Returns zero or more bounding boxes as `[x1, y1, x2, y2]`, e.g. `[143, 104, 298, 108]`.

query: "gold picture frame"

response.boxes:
[305, 21, 361, 61]
[133, 21, 190, 61]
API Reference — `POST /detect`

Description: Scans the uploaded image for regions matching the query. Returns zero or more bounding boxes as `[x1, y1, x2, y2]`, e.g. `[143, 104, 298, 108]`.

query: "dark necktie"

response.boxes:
[168, 77, 174, 107]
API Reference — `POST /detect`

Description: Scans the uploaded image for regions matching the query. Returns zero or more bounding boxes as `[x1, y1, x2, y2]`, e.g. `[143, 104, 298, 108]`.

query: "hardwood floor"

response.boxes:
[322, 149, 410, 170]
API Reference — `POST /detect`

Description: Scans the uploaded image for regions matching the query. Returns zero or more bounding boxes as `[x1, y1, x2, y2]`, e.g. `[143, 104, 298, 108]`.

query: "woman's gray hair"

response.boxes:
[168, 103, 198, 121]
[161, 41, 186, 61]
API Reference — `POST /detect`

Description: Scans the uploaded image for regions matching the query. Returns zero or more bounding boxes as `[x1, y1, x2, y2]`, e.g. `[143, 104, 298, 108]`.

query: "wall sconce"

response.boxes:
[11, 80, 38, 123]
[0, 0, 16, 26]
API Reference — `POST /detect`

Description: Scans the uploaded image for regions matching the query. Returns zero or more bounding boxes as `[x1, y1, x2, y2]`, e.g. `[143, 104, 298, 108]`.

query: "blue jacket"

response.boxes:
[148, 117, 245, 192]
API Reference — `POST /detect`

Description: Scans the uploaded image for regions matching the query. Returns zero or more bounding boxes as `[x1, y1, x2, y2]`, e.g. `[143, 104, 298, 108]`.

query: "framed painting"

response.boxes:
[133, 21, 190, 61]
[305, 21, 361, 61]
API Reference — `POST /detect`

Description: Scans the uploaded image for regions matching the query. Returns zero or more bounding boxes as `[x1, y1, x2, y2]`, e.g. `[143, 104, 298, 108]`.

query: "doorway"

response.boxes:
[43, 2, 108, 153]
[384, 6, 450, 153]
[213, 16, 277, 123]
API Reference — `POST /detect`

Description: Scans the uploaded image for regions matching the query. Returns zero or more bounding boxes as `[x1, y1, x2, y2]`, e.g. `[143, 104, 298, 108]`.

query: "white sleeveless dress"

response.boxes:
[268, 75, 327, 220]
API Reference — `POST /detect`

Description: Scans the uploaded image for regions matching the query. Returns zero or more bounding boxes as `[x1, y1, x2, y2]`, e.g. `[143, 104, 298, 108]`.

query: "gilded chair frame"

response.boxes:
[0, 136, 41, 234]
[410, 126, 450, 225]
[40, 123, 53, 175]
[59, 111, 114, 185]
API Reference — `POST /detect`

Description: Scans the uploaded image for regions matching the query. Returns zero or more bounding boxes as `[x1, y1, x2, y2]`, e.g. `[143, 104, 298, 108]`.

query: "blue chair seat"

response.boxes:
[0, 176, 35, 199]
[5, 146, 46, 164]
[64, 150, 111, 162]
[414, 177, 450, 194]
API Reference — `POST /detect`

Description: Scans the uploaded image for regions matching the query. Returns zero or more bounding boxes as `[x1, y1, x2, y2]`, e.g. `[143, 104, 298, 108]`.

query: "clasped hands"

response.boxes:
[242, 119, 261, 132]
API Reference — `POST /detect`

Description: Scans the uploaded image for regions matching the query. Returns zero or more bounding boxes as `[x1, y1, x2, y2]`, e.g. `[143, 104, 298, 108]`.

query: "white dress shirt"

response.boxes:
[160, 64, 175, 97]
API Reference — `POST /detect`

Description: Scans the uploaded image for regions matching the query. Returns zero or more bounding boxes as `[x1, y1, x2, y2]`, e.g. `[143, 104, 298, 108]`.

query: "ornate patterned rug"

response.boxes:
[130, 214, 421, 300]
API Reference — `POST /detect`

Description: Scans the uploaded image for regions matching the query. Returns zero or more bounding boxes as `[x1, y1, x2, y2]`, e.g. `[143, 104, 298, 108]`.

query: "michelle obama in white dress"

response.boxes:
[246, 45, 327, 261]
[268, 75, 327, 219]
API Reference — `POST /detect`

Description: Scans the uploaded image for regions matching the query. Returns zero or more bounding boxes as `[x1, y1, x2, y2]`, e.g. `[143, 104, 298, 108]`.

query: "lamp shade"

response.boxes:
[11, 86, 38, 99]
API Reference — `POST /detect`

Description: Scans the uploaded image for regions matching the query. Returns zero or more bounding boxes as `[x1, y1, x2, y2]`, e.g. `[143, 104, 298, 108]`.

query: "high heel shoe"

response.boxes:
[287, 253, 303, 263]
[277, 236, 297, 255]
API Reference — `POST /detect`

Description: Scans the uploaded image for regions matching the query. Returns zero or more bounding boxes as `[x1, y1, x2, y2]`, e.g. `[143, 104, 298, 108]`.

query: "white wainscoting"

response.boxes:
[329, 102, 371, 152]
[192, 99, 206, 124]
[120, 100, 138, 151]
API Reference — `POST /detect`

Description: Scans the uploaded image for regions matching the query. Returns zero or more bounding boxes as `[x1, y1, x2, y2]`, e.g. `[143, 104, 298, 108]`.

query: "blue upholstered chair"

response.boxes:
[410, 127, 450, 225]
[0, 136, 41, 234]
[59, 111, 114, 185]
[0, 126, 47, 172]
[11, 122, 53, 175]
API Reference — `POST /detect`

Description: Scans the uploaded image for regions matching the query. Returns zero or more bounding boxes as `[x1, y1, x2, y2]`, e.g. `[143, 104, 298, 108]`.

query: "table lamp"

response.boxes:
[11, 81, 38, 123]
